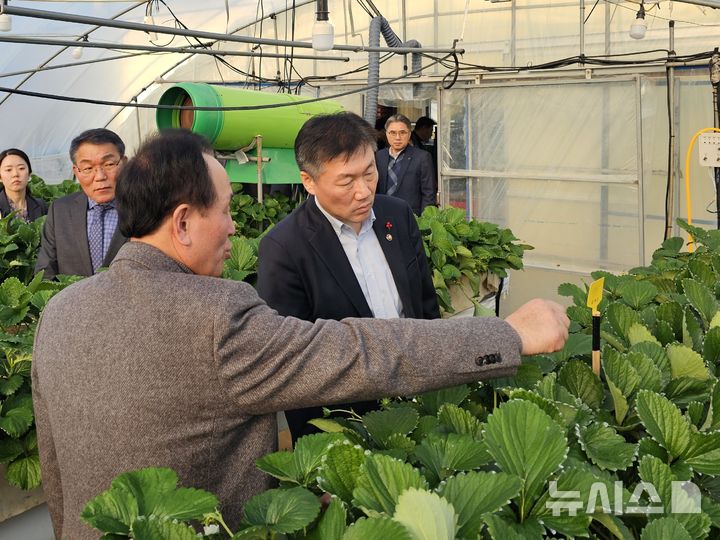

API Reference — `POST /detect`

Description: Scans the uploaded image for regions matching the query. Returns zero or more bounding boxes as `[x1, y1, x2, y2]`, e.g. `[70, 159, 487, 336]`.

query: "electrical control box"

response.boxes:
[698, 133, 720, 167]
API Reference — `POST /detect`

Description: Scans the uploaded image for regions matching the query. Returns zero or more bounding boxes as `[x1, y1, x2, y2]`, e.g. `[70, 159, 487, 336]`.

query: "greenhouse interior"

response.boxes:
[3, 0, 720, 538]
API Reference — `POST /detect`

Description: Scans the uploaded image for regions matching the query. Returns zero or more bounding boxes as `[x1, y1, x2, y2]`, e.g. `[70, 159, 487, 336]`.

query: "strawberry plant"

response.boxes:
[417, 206, 532, 313]
[82, 218, 720, 539]
[28, 175, 80, 205]
[223, 235, 262, 285]
[81, 467, 223, 539]
[0, 272, 76, 489]
[0, 177, 82, 492]
[230, 187, 297, 239]
[0, 213, 44, 285]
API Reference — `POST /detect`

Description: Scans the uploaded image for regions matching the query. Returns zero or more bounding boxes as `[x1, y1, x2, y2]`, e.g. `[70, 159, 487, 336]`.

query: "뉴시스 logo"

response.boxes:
[546, 480, 702, 516]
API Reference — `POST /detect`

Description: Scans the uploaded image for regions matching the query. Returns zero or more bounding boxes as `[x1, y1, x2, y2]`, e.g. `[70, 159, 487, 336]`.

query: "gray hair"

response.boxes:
[384, 114, 412, 131]
[70, 128, 125, 164]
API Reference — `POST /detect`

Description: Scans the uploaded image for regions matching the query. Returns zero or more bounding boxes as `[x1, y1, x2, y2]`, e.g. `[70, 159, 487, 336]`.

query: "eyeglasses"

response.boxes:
[76, 160, 121, 177]
[387, 130, 409, 137]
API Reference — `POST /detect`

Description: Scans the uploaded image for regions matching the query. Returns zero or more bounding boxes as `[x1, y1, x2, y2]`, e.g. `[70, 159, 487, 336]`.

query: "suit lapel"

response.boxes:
[104, 228, 127, 267]
[70, 193, 93, 274]
[305, 199, 372, 316]
[376, 150, 389, 193]
[26, 196, 41, 219]
[372, 204, 415, 318]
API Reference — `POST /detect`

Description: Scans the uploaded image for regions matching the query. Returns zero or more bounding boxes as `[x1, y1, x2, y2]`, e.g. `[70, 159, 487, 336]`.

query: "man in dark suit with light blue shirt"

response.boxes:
[35, 128, 128, 279]
[257, 112, 440, 441]
[376, 114, 436, 215]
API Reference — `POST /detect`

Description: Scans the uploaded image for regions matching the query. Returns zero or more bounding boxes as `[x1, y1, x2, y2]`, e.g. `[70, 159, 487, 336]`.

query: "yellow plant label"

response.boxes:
[586, 277, 605, 312]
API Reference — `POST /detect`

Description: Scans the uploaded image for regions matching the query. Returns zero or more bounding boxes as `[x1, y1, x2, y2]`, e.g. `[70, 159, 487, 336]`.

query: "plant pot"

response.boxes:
[0, 465, 45, 523]
[443, 273, 501, 318]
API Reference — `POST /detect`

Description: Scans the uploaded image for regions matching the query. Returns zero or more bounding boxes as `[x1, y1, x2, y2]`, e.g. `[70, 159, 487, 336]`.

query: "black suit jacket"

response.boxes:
[35, 191, 128, 280]
[257, 194, 439, 322]
[0, 189, 48, 222]
[257, 194, 439, 440]
[376, 145, 436, 215]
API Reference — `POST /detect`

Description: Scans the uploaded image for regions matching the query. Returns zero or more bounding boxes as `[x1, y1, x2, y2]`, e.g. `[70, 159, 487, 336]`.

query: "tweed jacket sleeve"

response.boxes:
[214, 281, 522, 415]
[31, 242, 523, 539]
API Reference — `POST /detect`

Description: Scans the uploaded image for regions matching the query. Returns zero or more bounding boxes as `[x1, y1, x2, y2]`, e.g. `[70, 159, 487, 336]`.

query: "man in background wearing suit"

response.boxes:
[258, 112, 440, 442]
[35, 128, 128, 279]
[32, 128, 569, 539]
[411, 116, 439, 195]
[376, 114, 436, 215]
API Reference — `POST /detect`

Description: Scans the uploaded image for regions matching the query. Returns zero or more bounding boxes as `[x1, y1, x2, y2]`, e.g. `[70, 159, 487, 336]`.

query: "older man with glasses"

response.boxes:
[376, 114, 436, 215]
[35, 128, 129, 280]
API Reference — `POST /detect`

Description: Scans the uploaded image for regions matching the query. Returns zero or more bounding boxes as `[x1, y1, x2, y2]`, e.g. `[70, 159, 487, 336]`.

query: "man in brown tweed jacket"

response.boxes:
[32, 128, 569, 539]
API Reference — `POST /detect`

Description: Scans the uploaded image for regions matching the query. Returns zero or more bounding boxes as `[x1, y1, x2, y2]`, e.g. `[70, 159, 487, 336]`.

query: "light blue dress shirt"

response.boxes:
[315, 198, 404, 319]
[86, 198, 118, 263]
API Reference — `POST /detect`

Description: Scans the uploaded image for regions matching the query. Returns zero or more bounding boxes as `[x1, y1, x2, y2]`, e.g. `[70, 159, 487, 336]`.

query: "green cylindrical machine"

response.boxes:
[156, 83, 343, 151]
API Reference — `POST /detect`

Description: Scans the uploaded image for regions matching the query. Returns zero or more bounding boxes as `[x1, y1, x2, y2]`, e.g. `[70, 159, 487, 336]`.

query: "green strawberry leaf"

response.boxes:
[440, 471, 522, 538]
[576, 423, 637, 471]
[352, 453, 428, 515]
[318, 441, 366, 503]
[392, 488, 456, 540]
[636, 390, 690, 460]
[483, 400, 567, 518]
[242, 486, 320, 534]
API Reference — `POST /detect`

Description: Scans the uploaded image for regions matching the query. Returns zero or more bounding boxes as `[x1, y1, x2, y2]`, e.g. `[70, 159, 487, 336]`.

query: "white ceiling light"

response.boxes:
[72, 35, 87, 59]
[312, 0, 333, 51]
[629, 1, 647, 40]
[0, 0, 11, 32]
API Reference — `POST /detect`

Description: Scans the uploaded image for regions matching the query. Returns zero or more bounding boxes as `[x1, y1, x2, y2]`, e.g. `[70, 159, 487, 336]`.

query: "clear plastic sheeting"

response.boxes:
[1, 0, 719, 184]
[439, 77, 645, 273]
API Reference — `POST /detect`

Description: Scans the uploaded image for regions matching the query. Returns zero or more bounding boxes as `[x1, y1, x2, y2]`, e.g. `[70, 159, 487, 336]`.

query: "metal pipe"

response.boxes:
[102, 0, 316, 128]
[0, 52, 151, 78]
[510, 0, 516, 66]
[256, 135, 264, 204]
[579, 0, 585, 59]
[635, 74, 646, 266]
[272, 15, 281, 79]
[3, 5, 463, 55]
[0, 0, 145, 108]
[667, 20, 676, 239]
[0, 34, 350, 61]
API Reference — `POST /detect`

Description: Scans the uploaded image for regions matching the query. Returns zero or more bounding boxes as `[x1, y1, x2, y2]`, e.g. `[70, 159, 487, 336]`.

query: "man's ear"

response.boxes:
[300, 171, 316, 196]
[171, 204, 193, 246]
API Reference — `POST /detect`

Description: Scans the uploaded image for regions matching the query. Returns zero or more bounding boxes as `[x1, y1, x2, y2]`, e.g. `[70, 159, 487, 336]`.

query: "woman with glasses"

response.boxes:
[0, 148, 48, 222]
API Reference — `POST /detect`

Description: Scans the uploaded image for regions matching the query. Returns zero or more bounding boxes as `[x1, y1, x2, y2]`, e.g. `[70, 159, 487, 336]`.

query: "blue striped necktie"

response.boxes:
[89, 204, 108, 272]
[387, 154, 402, 196]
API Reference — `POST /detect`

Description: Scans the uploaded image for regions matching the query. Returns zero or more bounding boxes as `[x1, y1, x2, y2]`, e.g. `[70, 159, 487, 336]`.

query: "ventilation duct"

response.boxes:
[364, 16, 422, 125]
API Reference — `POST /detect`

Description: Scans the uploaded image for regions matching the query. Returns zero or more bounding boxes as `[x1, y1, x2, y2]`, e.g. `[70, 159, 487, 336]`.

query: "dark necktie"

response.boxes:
[387, 154, 402, 196]
[89, 204, 108, 272]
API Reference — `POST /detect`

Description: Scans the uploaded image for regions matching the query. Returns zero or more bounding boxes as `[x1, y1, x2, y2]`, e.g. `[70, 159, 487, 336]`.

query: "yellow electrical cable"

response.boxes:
[684, 127, 720, 252]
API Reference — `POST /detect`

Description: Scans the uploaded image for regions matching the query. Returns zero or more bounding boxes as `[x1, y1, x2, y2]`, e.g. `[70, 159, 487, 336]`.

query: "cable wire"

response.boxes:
[683, 127, 720, 251]
[0, 53, 451, 111]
